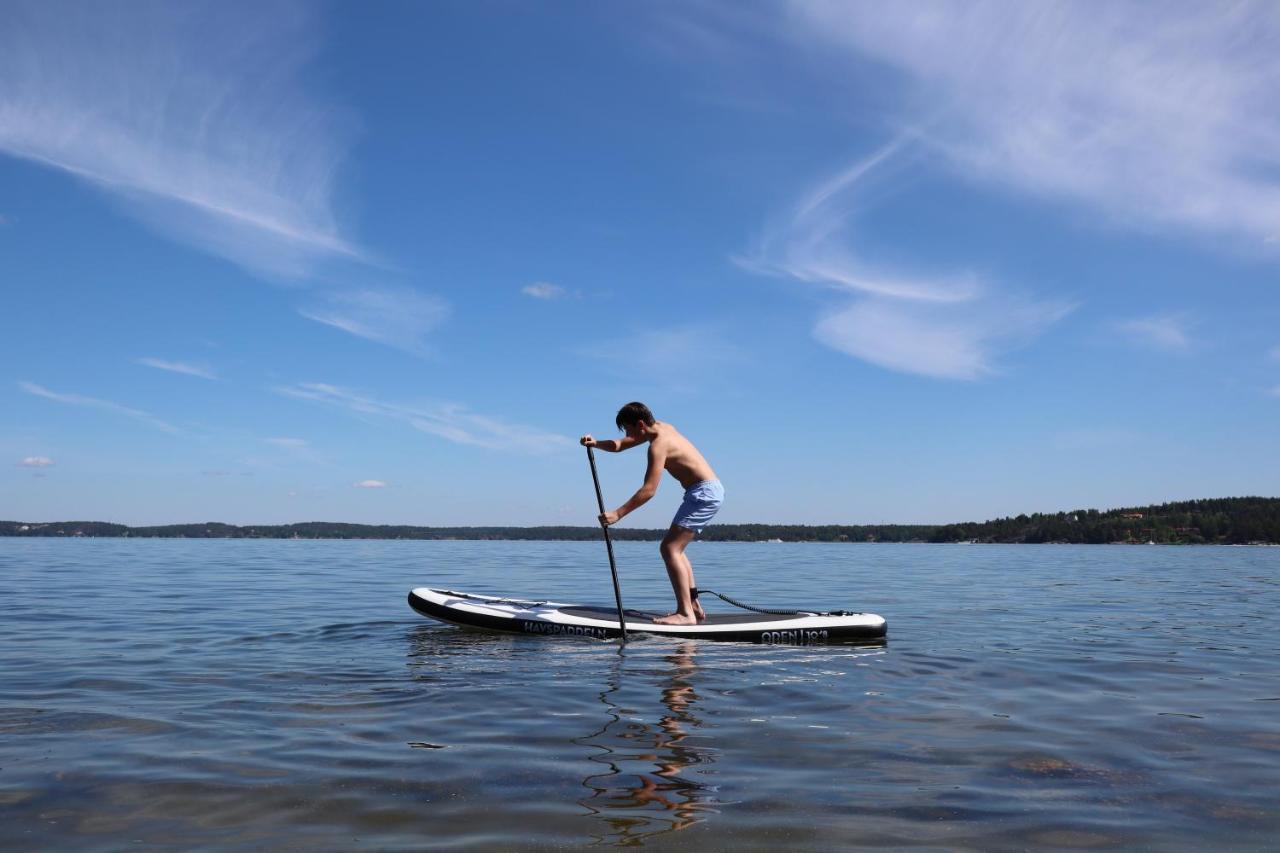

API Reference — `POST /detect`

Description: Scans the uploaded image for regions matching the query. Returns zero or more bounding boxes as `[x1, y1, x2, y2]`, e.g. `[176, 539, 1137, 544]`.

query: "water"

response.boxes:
[1, 539, 1277, 850]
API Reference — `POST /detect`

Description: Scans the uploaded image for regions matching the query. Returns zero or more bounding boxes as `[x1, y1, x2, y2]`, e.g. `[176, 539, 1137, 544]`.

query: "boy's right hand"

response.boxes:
[580, 435, 596, 447]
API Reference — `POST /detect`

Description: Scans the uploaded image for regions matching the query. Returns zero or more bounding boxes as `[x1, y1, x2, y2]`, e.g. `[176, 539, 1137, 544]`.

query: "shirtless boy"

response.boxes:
[580, 402, 723, 626]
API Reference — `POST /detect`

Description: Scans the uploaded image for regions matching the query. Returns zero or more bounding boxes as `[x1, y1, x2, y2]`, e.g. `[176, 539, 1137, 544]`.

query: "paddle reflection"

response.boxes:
[574, 641, 718, 844]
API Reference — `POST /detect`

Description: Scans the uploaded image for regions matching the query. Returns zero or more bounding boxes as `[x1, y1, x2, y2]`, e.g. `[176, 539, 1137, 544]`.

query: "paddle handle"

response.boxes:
[587, 446, 627, 642]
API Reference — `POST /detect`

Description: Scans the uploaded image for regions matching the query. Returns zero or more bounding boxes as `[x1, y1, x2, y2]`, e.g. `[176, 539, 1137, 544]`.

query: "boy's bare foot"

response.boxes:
[653, 612, 698, 625]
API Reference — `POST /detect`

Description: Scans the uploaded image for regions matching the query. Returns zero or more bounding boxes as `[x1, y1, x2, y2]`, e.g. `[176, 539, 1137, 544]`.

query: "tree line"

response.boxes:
[0, 520, 936, 542]
[2, 497, 1278, 543]
[926, 497, 1280, 544]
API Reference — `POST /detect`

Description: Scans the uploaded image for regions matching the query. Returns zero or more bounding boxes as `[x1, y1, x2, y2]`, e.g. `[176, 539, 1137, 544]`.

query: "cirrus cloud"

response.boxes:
[814, 295, 1070, 380]
[263, 437, 309, 449]
[0, 0, 360, 279]
[276, 383, 572, 454]
[20, 381, 180, 433]
[522, 281, 567, 300]
[787, 1, 1280, 250]
[1114, 314, 1193, 352]
[298, 286, 449, 355]
[136, 357, 217, 380]
[740, 140, 1073, 379]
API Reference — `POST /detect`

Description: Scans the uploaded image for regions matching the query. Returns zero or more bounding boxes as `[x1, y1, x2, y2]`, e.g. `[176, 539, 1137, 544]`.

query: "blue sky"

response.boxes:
[3, 1, 1279, 527]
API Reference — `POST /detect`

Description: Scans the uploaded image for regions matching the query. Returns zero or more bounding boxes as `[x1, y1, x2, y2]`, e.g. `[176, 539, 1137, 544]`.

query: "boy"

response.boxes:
[580, 402, 724, 625]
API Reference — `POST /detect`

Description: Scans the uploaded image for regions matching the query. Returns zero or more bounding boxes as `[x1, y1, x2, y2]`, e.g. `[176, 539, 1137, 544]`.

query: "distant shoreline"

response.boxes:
[3, 533, 1277, 546]
[3, 497, 1278, 545]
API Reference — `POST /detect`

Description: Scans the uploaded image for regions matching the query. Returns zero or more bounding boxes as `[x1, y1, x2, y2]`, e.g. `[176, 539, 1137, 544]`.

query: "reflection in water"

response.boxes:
[575, 642, 719, 845]
[403, 627, 723, 844]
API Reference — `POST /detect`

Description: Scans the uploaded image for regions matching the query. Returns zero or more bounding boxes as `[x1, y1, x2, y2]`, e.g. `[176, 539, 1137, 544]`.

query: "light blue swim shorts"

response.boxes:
[672, 480, 724, 533]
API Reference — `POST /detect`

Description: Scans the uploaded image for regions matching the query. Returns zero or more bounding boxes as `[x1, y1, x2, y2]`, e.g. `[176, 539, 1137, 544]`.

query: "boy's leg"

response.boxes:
[655, 525, 700, 625]
[679, 549, 706, 622]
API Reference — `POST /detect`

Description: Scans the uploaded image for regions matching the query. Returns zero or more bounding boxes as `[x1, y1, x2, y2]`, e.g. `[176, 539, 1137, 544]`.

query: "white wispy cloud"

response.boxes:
[581, 326, 746, 381]
[1115, 314, 1193, 352]
[814, 295, 1070, 380]
[354, 479, 386, 488]
[1266, 385, 1280, 398]
[20, 381, 180, 433]
[19, 456, 55, 468]
[522, 282, 568, 300]
[276, 383, 572, 454]
[0, 4, 458, 354]
[1267, 345, 1280, 362]
[298, 286, 449, 355]
[739, 138, 979, 305]
[0, 0, 357, 278]
[260, 435, 322, 463]
[136, 357, 217, 380]
[263, 437, 309, 449]
[740, 141, 1072, 379]
[787, 1, 1280, 249]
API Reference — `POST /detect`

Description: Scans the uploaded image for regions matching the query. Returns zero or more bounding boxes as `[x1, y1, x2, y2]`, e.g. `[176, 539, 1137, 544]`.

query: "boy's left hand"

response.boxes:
[599, 510, 619, 527]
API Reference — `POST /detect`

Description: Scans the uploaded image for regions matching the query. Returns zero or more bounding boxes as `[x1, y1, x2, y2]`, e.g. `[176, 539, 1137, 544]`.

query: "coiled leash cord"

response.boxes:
[692, 587, 857, 617]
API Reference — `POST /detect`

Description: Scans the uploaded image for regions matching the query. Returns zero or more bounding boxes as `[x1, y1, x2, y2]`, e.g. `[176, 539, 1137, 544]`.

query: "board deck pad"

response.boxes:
[408, 587, 887, 645]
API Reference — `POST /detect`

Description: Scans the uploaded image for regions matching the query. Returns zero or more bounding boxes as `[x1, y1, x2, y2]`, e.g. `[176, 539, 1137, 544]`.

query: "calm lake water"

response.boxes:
[1, 538, 1277, 850]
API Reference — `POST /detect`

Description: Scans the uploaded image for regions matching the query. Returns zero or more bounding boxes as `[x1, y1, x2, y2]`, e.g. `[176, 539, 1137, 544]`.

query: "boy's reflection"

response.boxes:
[575, 642, 718, 844]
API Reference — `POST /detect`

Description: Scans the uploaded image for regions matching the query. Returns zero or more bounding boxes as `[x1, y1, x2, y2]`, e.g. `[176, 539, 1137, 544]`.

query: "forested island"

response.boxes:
[3, 497, 1278, 544]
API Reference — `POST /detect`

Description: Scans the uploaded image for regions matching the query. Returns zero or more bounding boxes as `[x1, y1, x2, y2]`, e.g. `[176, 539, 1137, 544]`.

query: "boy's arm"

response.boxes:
[610, 442, 666, 522]
[580, 434, 640, 453]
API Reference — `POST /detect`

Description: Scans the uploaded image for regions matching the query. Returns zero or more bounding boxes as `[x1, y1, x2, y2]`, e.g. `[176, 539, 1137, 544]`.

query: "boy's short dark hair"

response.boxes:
[616, 401, 655, 430]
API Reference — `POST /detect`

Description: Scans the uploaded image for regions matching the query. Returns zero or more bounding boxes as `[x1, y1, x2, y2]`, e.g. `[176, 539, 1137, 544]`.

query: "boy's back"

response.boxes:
[650, 422, 717, 489]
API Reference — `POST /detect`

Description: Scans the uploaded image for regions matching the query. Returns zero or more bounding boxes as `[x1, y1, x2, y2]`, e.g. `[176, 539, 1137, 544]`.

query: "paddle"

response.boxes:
[586, 446, 628, 643]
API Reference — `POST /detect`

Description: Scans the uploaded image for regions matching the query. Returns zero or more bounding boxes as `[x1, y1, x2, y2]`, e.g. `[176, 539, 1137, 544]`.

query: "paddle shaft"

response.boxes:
[586, 446, 628, 642]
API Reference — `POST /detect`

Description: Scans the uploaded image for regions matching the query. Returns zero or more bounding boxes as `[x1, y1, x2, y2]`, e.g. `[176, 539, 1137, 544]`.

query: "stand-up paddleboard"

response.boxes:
[408, 587, 887, 645]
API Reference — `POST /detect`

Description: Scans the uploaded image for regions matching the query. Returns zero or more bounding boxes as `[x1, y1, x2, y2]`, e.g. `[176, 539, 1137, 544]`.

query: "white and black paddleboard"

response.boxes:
[408, 587, 887, 645]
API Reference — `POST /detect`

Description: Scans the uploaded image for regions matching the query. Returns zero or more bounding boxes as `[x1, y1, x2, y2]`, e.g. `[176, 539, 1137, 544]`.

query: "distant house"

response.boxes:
[1122, 512, 1144, 520]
